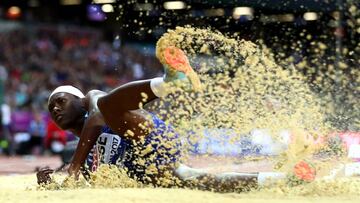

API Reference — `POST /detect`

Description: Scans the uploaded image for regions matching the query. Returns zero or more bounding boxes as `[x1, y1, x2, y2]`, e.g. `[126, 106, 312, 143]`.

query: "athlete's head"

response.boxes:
[48, 85, 87, 130]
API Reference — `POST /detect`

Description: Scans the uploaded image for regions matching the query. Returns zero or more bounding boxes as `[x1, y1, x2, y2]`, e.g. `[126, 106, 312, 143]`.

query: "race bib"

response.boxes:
[87, 132, 126, 171]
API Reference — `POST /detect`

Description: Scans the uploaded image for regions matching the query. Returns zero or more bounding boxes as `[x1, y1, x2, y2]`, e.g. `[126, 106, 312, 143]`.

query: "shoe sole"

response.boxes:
[164, 46, 202, 91]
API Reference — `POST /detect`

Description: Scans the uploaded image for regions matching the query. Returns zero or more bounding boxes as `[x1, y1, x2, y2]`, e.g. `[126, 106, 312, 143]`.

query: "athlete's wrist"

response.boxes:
[68, 163, 82, 178]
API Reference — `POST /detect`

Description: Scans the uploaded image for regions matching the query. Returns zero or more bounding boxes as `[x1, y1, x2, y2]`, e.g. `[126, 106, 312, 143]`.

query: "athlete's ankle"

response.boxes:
[150, 77, 168, 98]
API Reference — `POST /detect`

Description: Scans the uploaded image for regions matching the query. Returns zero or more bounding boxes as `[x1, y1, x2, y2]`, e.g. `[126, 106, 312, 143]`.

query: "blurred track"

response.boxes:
[0, 155, 62, 175]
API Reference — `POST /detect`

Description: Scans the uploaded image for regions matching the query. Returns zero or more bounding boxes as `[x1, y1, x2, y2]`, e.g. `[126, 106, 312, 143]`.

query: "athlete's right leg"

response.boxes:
[96, 80, 158, 141]
[96, 78, 189, 140]
[98, 79, 157, 112]
[97, 47, 200, 114]
[97, 47, 200, 139]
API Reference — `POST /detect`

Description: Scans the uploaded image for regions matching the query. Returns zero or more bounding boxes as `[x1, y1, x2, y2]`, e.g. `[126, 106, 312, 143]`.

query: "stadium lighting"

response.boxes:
[205, 8, 225, 17]
[28, 0, 40, 7]
[60, 0, 82, 5]
[8, 6, 21, 15]
[134, 3, 154, 11]
[260, 14, 294, 23]
[233, 7, 253, 20]
[102, 4, 114, 13]
[6, 6, 21, 19]
[303, 12, 318, 21]
[233, 7, 253, 16]
[164, 1, 186, 10]
[93, 0, 116, 4]
[87, 4, 106, 21]
[277, 14, 294, 22]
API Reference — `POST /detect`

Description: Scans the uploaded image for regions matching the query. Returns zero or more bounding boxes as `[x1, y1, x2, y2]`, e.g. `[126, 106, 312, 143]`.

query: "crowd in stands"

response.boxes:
[0, 24, 163, 156]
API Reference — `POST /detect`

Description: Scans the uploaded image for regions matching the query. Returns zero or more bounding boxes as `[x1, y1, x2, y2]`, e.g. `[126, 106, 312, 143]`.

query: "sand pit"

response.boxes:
[1, 157, 360, 203]
[1, 174, 360, 203]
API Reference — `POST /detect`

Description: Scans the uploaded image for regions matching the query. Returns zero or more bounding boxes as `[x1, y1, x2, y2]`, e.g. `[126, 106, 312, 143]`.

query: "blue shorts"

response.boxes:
[100, 113, 181, 183]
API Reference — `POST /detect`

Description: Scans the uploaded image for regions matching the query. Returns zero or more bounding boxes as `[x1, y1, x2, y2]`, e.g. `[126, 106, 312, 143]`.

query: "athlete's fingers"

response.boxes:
[37, 166, 53, 171]
[36, 170, 53, 185]
[40, 168, 54, 174]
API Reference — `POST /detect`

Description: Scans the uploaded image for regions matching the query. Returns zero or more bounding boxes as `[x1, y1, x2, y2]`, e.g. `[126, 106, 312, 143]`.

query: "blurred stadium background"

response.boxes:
[0, 0, 358, 173]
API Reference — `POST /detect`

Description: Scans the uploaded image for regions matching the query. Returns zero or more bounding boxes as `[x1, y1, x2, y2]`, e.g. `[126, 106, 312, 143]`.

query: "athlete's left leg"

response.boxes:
[174, 164, 259, 192]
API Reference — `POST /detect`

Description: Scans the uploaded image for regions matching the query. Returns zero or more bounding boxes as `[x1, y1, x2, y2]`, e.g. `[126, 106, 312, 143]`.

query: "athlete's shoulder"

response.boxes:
[85, 90, 108, 116]
[86, 90, 107, 99]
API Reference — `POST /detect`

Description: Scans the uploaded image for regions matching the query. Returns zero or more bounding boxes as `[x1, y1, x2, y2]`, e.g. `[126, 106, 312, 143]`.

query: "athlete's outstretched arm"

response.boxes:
[68, 113, 104, 178]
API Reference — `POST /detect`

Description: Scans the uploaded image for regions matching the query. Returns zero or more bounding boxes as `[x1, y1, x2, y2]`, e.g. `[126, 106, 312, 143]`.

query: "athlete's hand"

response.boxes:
[36, 167, 54, 185]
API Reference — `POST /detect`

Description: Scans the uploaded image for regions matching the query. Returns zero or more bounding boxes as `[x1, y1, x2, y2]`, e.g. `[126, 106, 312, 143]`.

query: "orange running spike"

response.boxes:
[163, 46, 202, 91]
[164, 46, 192, 74]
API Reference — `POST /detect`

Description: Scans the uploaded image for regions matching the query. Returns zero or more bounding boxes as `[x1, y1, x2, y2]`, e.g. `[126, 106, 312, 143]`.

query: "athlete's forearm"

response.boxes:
[69, 120, 103, 176]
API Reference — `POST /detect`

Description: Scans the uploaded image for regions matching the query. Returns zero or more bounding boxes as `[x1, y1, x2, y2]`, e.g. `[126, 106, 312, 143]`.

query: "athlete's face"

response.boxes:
[48, 93, 85, 130]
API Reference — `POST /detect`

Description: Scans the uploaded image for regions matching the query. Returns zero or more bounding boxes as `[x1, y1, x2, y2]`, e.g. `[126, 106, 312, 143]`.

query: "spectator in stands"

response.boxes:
[44, 119, 67, 154]
[0, 25, 164, 156]
[0, 98, 14, 155]
[27, 111, 47, 155]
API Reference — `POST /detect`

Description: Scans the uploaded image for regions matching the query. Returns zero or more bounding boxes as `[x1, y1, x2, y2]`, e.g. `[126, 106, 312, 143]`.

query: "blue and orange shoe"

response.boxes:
[162, 46, 201, 91]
